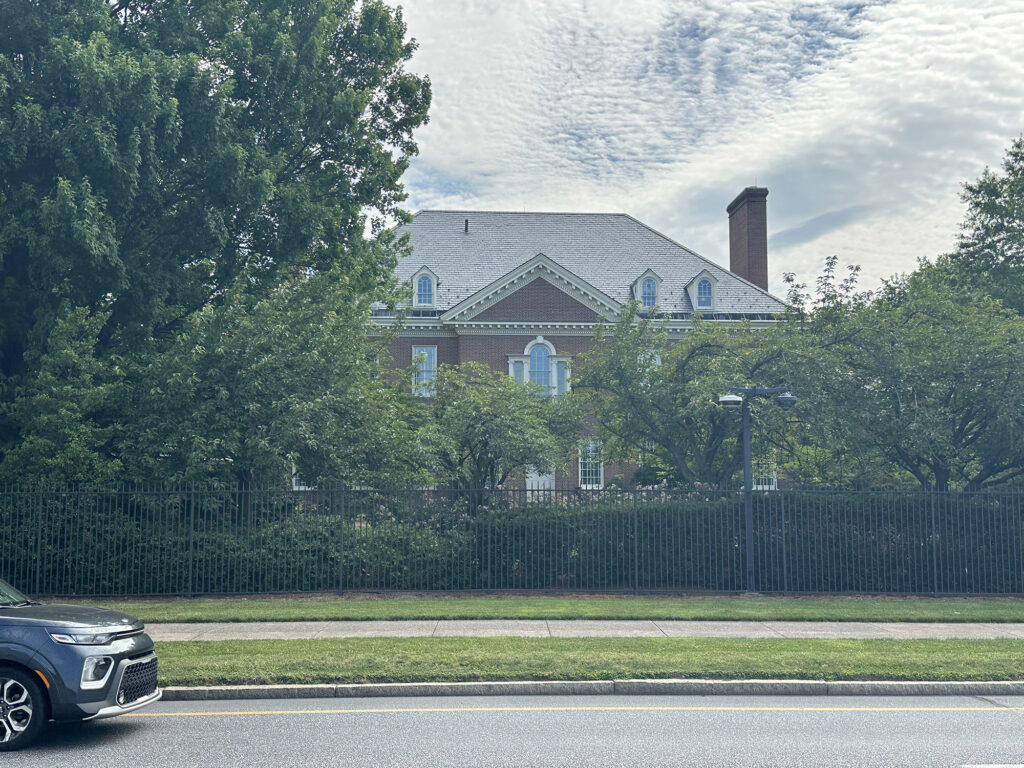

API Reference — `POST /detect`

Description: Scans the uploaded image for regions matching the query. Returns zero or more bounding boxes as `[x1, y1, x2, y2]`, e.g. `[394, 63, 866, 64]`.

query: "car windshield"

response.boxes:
[0, 578, 30, 607]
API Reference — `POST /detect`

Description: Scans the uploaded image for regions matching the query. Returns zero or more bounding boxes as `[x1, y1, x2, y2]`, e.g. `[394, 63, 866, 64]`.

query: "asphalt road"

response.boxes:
[10, 694, 1024, 767]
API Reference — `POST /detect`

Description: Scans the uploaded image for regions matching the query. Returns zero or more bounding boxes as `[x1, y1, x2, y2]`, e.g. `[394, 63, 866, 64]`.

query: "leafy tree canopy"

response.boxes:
[123, 270, 429, 488]
[784, 258, 1024, 491]
[574, 304, 793, 488]
[944, 135, 1024, 312]
[424, 362, 581, 490]
[0, 0, 430, 483]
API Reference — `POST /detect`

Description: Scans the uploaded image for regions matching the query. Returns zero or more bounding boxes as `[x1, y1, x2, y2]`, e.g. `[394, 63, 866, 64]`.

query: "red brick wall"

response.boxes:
[386, 336, 459, 370]
[456, 334, 592, 371]
[474, 277, 599, 322]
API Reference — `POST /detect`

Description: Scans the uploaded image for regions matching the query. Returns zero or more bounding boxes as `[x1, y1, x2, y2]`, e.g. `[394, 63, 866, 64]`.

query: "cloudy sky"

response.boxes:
[396, 0, 1024, 296]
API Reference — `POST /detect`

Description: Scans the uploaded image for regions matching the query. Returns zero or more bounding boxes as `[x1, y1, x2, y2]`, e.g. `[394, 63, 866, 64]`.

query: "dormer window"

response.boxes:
[686, 271, 717, 313]
[416, 274, 434, 306]
[633, 270, 662, 311]
[641, 278, 657, 308]
[411, 267, 438, 309]
[697, 279, 712, 309]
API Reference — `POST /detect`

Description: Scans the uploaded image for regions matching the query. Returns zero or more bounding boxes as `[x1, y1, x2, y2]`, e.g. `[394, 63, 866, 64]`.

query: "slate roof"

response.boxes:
[393, 211, 786, 316]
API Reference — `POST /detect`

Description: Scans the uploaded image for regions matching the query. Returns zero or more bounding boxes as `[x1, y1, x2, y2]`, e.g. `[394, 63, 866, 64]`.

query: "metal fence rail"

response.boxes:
[1, 485, 1022, 596]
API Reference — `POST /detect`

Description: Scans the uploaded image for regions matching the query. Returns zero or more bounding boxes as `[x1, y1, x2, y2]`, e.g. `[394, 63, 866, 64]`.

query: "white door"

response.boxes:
[526, 467, 555, 492]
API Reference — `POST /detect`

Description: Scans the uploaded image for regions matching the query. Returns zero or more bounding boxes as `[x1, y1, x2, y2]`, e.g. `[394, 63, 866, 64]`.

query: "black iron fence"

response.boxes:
[1, 485, 1022, 596]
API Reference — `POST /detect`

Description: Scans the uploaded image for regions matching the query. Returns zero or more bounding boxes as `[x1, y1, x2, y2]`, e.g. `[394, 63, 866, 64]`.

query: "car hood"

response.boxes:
[0, 603, 143, 630]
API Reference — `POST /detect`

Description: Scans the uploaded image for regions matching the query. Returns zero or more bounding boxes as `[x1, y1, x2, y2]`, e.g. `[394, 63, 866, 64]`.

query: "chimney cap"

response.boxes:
[726, 186, 769, 215]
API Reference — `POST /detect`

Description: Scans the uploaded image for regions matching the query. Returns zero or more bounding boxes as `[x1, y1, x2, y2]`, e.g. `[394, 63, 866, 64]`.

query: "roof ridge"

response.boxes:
[410, 210, 632, 217]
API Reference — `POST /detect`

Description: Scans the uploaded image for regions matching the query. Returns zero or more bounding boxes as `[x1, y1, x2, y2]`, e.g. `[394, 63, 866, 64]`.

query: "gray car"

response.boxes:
[0, 578, 161, 750]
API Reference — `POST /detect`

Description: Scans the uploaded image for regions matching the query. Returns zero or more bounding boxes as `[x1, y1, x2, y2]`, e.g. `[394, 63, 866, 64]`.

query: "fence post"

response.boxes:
[34, 488, 43, 597]
[633, 497, 640, 594]
[929, 487, 938, 595]
[187, 483, 196, 597]
[486, 491, 492, 591]
[338, 481, 346, 595]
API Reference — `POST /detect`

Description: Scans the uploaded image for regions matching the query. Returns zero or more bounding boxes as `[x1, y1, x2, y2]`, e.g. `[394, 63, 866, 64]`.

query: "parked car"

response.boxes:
[0, 578, 160, 750]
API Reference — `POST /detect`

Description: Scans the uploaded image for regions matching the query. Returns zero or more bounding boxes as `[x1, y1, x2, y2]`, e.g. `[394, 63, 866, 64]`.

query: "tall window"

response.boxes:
[556, 361, 568, 396]
[510, 337, 569, 397]
[641, 278, 657, 308]
[416, 274, 433, 306]
[697, 279, 712, 309]
[412, 346, 436, 396]
[529, 345, 550, 391]
[579, 441, 603, 489]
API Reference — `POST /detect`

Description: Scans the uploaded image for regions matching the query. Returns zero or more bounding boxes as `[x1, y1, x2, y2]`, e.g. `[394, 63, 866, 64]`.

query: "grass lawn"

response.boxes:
[78, 593, 1024, 624]
[154, 637, 1024, 686]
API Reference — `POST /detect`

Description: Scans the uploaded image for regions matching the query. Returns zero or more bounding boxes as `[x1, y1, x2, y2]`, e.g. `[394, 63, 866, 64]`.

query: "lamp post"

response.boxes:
[718, 386, 797, 592]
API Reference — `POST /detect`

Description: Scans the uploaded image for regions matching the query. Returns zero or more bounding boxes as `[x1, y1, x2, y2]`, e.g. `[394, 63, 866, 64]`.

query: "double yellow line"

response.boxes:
[127, 704, 1024, 718]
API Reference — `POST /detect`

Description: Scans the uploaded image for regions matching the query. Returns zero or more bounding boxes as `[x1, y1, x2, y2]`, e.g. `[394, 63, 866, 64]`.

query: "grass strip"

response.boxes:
[81, 595, 1024, 624]
[154, 637, 1024, 686]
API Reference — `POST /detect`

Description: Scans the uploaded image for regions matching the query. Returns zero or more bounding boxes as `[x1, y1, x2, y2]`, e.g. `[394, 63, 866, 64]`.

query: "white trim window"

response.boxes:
[641, 277, 657, 308]
[415, 274, 434, 307]
[412, 345, 437, 396]
[579, 441, 604, 489]
[696, 278, 713, 309]
[509, 336, 570, 396]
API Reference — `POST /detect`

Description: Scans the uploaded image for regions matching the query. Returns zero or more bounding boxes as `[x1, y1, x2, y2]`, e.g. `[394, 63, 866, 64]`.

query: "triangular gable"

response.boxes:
[441, 253, 621, 323]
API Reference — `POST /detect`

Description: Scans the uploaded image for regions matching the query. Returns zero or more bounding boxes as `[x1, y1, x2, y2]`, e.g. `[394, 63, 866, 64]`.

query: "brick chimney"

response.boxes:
[727, 187, 769, 290]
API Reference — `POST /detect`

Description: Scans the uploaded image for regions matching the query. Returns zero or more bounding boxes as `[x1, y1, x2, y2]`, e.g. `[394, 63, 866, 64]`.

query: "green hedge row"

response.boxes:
[1, 488, 1021, 595]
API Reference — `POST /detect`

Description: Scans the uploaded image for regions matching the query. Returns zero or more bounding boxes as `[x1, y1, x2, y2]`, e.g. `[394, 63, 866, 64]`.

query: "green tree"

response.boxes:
[123, 270, 427, 488]
[784, 261, 1024, 491]
[945, 135, 1024, 312]
[0, 0, 430, 479]
[425, 363, 581, 490]
[0, 305, 123, 486]
[573, 304, 792, 487]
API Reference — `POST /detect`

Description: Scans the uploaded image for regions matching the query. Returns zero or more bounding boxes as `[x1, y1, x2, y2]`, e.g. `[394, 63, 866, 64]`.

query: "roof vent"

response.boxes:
[464, 218, 469, 234]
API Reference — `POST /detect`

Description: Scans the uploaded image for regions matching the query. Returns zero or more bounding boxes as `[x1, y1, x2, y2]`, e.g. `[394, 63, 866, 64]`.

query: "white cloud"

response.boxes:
[399, 0, 1024, 294]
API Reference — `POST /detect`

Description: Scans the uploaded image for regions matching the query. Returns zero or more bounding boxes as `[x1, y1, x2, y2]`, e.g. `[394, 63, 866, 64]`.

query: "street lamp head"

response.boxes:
[718, 393, 743, 409]
[775, 392, 797, 410]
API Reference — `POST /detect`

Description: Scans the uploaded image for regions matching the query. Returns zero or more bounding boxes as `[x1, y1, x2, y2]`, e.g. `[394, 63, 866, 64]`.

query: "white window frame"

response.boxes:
[412, 345, 437, 396]
[641, 277, 658, 308]
[632, 270, 662, 311]
[508, 336, 571, 396]
[411, 267, 438, 309]
[686, 270, 718, 313]
[696, 278, 713, 310]
[578, 440, 604, 490]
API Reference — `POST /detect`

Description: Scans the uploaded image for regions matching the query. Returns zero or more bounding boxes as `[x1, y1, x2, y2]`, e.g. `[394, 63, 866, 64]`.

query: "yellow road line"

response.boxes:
[126, 705, 1024, 718]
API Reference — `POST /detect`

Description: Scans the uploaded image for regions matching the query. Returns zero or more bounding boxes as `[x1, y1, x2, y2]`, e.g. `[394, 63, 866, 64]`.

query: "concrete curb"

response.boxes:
[161, 679, 1024, 701]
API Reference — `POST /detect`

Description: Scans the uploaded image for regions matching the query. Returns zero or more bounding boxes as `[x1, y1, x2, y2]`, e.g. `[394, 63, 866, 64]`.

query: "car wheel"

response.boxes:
[0, 666, 47, 751]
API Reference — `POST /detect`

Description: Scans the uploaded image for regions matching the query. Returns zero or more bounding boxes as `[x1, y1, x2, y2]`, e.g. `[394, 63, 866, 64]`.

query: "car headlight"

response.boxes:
[81, 656, 115, 689]
[49, 631, 116, 645]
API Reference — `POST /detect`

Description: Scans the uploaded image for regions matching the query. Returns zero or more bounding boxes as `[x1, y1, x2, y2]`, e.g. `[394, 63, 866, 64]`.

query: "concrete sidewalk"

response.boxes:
[147, 619, 1024, 642]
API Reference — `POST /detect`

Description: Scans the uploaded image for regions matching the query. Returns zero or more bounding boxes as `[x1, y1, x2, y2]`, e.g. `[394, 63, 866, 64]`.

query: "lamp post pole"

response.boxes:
[719, 385, 797, 593]
[742, 397, 753, 592]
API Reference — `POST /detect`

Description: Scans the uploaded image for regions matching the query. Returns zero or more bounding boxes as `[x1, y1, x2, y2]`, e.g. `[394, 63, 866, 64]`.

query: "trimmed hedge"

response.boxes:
[1, 487, 1021, 595]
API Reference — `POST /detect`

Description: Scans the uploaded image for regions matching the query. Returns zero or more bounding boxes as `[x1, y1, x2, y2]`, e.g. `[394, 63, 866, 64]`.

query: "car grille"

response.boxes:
[117, 657, 158, 706]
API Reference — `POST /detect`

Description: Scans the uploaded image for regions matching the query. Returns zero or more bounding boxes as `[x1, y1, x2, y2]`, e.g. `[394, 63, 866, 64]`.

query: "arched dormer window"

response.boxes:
[416, 274, 434, 306]
[641, 278, 657, 308]
[510, 336, 570, 397]
[697, 278, 713, 309]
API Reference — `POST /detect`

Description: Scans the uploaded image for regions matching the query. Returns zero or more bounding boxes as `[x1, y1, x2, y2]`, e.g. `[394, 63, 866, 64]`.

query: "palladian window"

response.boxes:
[510, 337, 570, 397]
